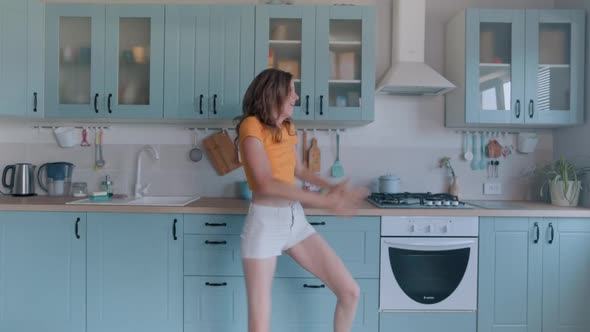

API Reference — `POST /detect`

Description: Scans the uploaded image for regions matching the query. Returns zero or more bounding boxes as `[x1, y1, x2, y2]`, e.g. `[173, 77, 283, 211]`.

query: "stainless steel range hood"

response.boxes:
[376, 0, 455, 95]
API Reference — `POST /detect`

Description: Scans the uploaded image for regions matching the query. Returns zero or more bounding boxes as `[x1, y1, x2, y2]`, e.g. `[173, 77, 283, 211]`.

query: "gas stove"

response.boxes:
[367, 192, 473, 209]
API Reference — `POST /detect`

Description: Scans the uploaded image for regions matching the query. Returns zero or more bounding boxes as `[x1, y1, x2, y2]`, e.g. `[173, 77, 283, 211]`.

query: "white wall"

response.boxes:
[0, 0, 557, 199]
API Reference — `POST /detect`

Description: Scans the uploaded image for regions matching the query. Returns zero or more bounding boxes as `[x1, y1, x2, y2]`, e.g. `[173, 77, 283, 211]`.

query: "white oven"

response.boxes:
[380, 216, 478, 311]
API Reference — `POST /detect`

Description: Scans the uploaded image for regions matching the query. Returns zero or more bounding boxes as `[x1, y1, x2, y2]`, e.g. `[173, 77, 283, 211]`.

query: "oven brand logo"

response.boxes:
[423, 296, 435, 300]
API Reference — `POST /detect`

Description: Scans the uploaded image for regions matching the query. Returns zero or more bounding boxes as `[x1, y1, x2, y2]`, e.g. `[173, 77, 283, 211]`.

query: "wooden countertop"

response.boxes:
[0, 196, 589, 218]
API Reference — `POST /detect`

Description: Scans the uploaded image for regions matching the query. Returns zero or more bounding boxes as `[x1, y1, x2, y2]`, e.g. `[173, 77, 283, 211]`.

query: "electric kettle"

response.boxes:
[2, 163, 37, 196]
[38, 162, 75, 196]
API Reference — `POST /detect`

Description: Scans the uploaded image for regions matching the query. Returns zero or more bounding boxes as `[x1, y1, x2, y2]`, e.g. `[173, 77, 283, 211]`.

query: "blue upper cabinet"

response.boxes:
[164, 5, 254, 120]
[524, 10, 585, 126]
[86, 213, 182, 332]
[255, 5, 375, 122]
[255, 5, 317, 121]
[0, 212, 86, 332]
[445, 9, 584, 128]
[0, 0, 44, 118]
[46, 4, 165, 119]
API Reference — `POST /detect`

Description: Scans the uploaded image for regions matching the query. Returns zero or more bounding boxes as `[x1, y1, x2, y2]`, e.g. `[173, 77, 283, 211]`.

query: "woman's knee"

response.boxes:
[336, 280, 360, 306]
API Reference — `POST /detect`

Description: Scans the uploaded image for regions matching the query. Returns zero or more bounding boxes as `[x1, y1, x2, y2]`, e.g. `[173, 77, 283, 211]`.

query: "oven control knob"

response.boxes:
[443, 200, 451, 206]
[439, 225, 448, 233]
[425, 201, 433, 206]
[434, 200, 442, 206]
[451, 201, 459, 206]
[408, 224, 415, 233]
[424, 225, 432, 233]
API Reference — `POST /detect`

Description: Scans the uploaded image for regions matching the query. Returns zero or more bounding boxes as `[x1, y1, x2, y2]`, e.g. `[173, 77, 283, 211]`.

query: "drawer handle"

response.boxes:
[108, 93, 113, 113]
[33, 92, 38, 112]
[310, 222, 326, 226]
[303, 284, 325, 289]
[205, 222, 227, 227]
[548, 222, 554, 244]
[205, 240, 227, 245]
[206, 282, 227, 287]
[305, 95, 310, 115]
[533, 222, 539, 244]
[515, 99, 521, 119]
[199, 94, 204, 114]
[94, 93, 99, 113]
[75, 217, 81, 239]
[173, 219, 178, 241]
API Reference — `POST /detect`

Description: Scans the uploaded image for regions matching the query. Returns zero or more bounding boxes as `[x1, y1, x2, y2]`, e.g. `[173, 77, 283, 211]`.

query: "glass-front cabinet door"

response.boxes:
[105, 5, 164, 119]
[466, 9, 525, 125]
[255, 6, 316, 120]
[46, 4, 106, 118]
[524, 10, 584, 126]
[315, 6, 375, 121]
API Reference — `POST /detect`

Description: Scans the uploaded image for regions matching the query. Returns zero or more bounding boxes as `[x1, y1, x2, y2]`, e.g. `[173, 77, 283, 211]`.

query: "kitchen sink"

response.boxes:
[67, 196, 200, 207]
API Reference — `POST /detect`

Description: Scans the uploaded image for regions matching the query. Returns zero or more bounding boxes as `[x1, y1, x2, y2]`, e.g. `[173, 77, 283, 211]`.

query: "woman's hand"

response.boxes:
[322, 180, 369, 216]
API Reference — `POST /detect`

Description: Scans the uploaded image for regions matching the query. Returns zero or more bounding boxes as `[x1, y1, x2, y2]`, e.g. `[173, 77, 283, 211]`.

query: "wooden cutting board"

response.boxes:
[302, 131, 308, 168]
[203, 130, 242, 176]
[308, 137, 320, 173]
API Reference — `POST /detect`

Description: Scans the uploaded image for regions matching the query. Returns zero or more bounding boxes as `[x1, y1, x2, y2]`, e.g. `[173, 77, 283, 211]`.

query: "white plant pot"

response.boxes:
[549, 180, 581, 207]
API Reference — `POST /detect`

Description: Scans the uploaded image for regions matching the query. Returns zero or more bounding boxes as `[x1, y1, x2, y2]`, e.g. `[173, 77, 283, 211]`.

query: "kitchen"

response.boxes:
[0, 0, 589, 331]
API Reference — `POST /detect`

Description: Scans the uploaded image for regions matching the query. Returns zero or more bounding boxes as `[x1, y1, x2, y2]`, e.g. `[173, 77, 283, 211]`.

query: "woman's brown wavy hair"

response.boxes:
[234, 68, 296, 145]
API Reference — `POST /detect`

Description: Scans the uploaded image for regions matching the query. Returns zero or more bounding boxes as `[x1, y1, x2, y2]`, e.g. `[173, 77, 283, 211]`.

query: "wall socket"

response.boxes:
[484, 182, 502, 195]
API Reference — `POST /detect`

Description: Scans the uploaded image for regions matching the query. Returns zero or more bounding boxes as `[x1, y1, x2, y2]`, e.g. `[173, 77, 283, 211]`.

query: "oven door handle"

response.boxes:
[383, 240, 476, 251]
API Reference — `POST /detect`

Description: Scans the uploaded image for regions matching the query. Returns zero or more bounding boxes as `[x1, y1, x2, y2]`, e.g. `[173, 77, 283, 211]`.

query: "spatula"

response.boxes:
[331, 131, 344, 177]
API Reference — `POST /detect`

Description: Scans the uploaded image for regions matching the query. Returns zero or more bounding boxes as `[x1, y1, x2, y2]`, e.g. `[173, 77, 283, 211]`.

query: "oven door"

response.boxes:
[379, 237, 478, 311]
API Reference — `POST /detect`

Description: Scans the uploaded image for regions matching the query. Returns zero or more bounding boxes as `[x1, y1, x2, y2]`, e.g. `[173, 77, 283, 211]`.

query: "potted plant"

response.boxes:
[534, 158, 590, 207]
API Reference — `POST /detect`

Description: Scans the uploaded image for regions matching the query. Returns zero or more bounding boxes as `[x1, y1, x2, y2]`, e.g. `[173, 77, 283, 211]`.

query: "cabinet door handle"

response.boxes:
[515, 99, 521, 118]
[528, 100, 534, 119]
[33, 92, 38, 112]
[173, 219, 178, 241]
[305, 95, 310, 115]
[75, 217, 81, 239]
[94, 93, 99, 113]
[205, 222, 227, 227]
[206, 282, 227, 287]
[310, 222, 326, 226]
[199, 94, 204, 114]
[319, 95, 324, 115]
[303, 284, 325, 289]
[213, 94, 218, 114]
[205, 240, 227, 245]
[108, 93, 113, 113]
[548, 222, 554, 244]
[533, 222, 539, 244]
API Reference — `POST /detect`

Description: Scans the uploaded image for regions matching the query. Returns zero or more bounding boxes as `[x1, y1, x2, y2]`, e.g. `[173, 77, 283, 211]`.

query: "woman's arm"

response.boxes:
[294, 146, 341, 190]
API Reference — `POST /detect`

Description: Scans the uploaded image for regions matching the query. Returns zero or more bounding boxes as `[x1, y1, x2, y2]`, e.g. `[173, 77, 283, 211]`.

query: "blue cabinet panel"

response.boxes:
[380, 312, 476, 332]
[0, 212, 85, 332]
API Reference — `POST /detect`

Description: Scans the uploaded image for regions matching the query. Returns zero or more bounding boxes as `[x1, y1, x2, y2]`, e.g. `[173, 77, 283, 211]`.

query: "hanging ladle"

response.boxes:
[189, 130, 203, 162]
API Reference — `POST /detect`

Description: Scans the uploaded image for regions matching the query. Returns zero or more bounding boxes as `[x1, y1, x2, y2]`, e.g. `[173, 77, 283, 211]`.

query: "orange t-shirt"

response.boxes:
[239, 116, 298, 191]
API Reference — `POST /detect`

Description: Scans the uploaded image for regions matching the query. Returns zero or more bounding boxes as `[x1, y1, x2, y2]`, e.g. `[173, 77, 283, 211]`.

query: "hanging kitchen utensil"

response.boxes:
[302, 130, 308, 168]
[479, 133, 486, 170]
[96, 129, 105, 169]
[203, 130, 241, 176]
[463, 133, 473, 161]
[486, 140, 502, 158]
[80, 128, 91, 147]
[189, 130, 203, 162]
[331, 130, 344, 177]
[470, 134, 478, 171]
[308, 137, 321, 173]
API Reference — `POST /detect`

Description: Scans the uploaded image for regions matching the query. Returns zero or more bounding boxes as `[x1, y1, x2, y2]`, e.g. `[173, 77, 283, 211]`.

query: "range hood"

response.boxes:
[376, 0, 455, 95]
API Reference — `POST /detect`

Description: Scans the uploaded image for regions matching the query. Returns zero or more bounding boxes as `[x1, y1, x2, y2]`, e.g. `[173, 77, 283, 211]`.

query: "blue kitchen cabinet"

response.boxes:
[479, 217, 590, 332]
[445, 9, 584, 127]
[478, 217, 543, 332]
[86, 213, 182, 332]
[184, 276, 248, 332]
[380, 312, 476, 332]
[164, 5, 254, 120]
[272, 278, 378, 332]
[254, 5, 375, 122]
[0, 0, 44, 118]
[0, 212, 85, 332]
[46, 4, 165, 119]
[542, 218, 590, 331]
[275, 216, 380, 278]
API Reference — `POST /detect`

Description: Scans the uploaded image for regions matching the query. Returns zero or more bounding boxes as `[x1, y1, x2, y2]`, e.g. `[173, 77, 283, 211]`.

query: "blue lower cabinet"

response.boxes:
[86, 213, 183, 332]
[380, 312, 476, 332]
[0, 212, 85, 332]
[184, 276, 248, 332]
[276, 216, 379, 278]
[184, 234, 243, 276]
[272, 278, 378, 332]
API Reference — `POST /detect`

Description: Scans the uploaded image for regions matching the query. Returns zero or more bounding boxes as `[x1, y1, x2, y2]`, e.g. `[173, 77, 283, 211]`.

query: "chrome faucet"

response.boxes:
[134, 145, 160, 199]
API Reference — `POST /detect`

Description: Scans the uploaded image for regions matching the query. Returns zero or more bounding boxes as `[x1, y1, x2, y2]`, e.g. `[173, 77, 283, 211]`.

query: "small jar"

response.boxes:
[101, 175, 114, 197]
[71, 182, 88, 197]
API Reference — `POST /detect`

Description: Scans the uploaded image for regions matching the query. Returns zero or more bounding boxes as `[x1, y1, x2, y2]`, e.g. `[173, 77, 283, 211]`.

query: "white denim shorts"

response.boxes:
[241, 202, 316, 259]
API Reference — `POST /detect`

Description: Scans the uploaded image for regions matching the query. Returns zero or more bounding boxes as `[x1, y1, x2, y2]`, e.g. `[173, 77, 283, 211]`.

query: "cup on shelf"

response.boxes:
[123, 50, 134, 64]
[336, 96, 347, 107]
[271, 24, 288, 40]
[78, 47, 91, 65]
[132, 46, 147, 64]
[337, 52, 356, 80]
[62, 47, 78, 64]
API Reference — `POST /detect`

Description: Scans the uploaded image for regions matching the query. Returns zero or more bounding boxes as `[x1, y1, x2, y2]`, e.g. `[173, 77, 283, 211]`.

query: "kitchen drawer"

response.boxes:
[184, 234, 242, 276]
[276, 216, 380, 278]
[184, 276, 247, 332]
[271, 278, 378, 332]
[184, 214, 245, 235]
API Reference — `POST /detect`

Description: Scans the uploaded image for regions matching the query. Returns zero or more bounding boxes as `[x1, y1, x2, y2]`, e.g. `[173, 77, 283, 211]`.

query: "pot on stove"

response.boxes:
[379, 174, 400, 194]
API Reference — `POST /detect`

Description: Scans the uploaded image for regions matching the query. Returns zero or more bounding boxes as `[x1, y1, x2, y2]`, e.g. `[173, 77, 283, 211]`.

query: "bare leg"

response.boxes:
[242, 257, 277, 332]
[285, 234, 360, 332]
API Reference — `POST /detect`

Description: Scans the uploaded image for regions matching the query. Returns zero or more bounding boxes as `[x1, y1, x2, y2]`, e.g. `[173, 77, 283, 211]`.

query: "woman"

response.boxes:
[235, 68, 368, 332]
